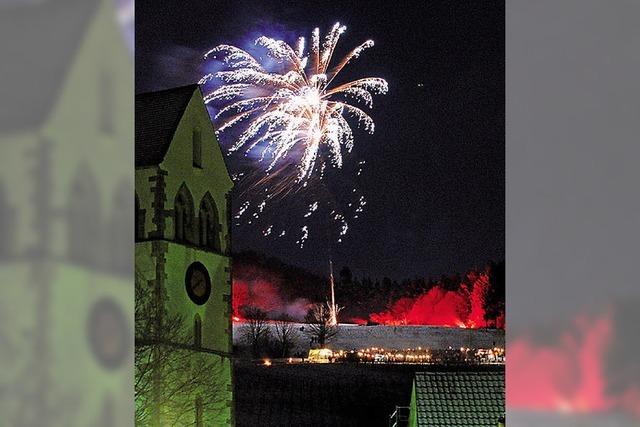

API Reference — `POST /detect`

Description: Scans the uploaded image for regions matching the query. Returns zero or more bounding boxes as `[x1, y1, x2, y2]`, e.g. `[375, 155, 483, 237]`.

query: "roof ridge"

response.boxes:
[135, 84, 201, 167]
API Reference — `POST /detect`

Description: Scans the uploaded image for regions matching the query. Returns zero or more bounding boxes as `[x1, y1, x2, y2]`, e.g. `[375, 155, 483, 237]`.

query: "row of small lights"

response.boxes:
[262, 346, 506, 366]
[352, 346, 505, 362]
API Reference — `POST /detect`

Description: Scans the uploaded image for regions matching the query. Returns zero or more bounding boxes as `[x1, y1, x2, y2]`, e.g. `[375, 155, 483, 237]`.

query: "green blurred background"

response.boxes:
[0, 0, 133, 424]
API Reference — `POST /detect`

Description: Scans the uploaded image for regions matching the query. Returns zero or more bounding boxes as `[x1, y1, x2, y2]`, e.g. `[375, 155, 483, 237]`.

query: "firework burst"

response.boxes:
[201, 22, 387, 182]
[202, 23, 386, 247]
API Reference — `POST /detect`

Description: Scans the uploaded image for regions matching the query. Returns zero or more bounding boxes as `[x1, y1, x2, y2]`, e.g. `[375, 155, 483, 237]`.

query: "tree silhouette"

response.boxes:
[273, 315, 298, 357]
[304, 303, 339, 348]
[240, 305, 270, 358]
[135, 268, 228, 426]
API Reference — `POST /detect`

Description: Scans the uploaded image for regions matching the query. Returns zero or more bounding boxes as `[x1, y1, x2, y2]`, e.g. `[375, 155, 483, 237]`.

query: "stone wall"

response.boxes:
[233, 322, 505, 355]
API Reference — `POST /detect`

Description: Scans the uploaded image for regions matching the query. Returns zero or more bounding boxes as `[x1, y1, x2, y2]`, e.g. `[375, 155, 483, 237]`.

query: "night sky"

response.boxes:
[136, 0, 504, 280]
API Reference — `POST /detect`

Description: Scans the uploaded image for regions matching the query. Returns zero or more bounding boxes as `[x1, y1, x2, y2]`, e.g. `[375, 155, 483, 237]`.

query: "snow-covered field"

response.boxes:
[233, 322, 505, 354]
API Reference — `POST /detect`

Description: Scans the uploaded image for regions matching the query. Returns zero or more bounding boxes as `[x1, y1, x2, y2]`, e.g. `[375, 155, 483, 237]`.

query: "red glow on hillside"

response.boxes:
[231, 258, 504, 328]
[233, 278, 311, 321]
[369, 272, 503, 329]
[233, 279, 280, 314]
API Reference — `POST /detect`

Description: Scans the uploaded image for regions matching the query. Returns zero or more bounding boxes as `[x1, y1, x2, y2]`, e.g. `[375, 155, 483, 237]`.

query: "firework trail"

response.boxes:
[202, 22, 387, 247]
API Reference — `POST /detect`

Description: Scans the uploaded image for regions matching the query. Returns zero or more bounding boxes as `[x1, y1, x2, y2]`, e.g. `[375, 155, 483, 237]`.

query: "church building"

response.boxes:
[135, 84, 234, 426]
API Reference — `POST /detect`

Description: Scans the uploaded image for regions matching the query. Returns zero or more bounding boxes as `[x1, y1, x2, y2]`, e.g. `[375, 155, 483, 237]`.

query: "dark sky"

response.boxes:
[136, 0, 504, 280]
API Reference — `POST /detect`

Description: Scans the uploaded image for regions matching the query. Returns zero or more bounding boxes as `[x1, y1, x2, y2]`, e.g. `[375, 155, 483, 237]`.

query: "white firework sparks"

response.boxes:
[304, 201, 319, 218]
[296, 226, 309, 248]
[202, 22, 388, 182]
[235, 200, 250, 219]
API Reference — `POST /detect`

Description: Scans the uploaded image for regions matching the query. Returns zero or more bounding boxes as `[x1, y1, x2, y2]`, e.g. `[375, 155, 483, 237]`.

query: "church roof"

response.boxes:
[135, 84, 200, 167]
[413, 370, 504, 427]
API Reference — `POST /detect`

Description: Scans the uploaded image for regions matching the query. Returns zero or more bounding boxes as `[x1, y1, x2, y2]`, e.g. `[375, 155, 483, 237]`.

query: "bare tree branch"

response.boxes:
[135, 268, 229, 426]
[304, 303, 339, 348]
[273, 314, 297, 357]
[239, 305, 270, 358]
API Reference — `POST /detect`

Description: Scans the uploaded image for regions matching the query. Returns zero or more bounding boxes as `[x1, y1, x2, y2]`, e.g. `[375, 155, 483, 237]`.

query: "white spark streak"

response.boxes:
[296, 226, 309, 248]
[235, 201, 250, 219]
[304, 202, 319, 218]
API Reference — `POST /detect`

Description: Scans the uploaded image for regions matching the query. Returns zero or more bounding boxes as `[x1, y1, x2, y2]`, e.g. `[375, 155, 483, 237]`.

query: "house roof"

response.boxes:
[414, 370, 504, 427]
[135, 84, 199, 167]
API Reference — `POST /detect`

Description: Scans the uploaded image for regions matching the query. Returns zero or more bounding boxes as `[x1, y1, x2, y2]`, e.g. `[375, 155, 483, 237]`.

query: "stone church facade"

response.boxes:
[135, 84, 234, 426]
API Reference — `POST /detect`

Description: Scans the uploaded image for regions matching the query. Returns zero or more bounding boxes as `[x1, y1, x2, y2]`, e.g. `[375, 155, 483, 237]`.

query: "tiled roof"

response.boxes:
[414, 370, 504, 427]
[135, 84, 199, 167]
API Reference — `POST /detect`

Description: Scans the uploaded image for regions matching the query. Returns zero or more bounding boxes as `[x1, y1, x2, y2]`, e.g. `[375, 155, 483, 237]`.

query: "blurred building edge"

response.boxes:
[407, 369, 505, 427]
[606, 298, 640, 417]
[0, 0, 134, 425]
[135, 85, 235, 426]
[0, 0, 134, 273]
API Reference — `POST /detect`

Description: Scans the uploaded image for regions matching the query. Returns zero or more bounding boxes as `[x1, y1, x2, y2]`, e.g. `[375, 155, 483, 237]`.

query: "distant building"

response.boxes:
[135, 84, 234, 426]
[407, 369, 505, 427]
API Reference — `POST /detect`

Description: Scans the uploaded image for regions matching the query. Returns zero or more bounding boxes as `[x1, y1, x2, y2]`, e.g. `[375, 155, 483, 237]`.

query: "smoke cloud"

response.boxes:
[233, 265, 311, 321]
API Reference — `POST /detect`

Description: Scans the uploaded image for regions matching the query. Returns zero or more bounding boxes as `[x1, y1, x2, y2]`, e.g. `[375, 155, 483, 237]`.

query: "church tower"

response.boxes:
[135, 85, 234, 426]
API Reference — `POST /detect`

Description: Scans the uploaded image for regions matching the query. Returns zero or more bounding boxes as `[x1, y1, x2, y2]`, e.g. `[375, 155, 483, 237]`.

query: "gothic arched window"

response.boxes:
[194, 313, 202, 348]
[135, 192, 144, 241]
[198, 192, 220, 252]
[174, 184, 194, 243]
[195, 396, 203, 427]
[192, 128, 202, 168]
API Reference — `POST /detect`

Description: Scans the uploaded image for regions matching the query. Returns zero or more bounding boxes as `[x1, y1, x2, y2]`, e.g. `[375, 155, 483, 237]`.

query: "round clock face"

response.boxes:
[185, 262, 211, 305]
